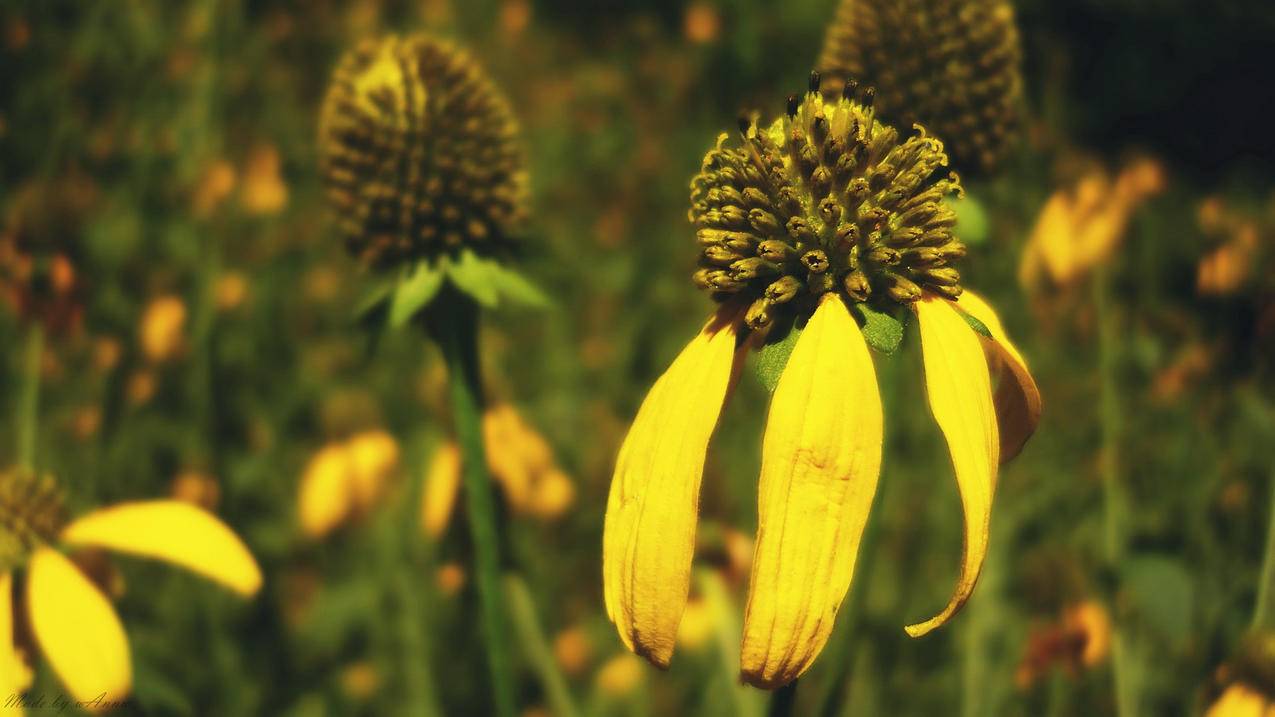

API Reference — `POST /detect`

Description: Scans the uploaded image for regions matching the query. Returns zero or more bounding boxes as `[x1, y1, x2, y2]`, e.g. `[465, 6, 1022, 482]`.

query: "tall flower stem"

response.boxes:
[1252, 469, 1275, 631]
[506, 574, 578, 717]
[429, 291, 516, 717]
[17, 323, 44, 472]
[768, 679, 799, 717]
[1094, 267, 1136, 717]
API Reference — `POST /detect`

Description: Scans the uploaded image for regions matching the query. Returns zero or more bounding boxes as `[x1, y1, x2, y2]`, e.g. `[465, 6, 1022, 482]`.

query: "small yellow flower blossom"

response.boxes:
[215, 271, 249, 311]
[436, 562, 467, 597]
[169, 470, 221, 511]
[553, 625, 593, 677]
[1015, 600, 1112, 688]
[1196, 197, 1265, 297]
[1206, 684, 1275, 717]
[595, 654, 645, 697]
[239, 144, 289, 216]
[139, 295, 187, 363]
[339, 661, 381, 701]
[297, 430, 400, 539]
[1, 469, 261, 711]
[420, 404, 575, 537]
[1018, 157, 1165, 291]
[191, 159, 236, 219]
[603, 77, 1041, 688]
[683, 3, 721, 45]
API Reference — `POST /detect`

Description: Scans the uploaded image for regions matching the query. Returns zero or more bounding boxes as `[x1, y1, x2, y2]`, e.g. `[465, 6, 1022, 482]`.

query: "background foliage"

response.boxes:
[2, 0, 1273, 714]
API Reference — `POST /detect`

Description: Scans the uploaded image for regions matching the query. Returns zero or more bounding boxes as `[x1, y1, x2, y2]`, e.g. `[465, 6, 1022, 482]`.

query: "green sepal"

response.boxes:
[959, 309, 993, 339]
[445, 249, 550, 309]
[851, 302, 906, 355]
[948, 192, 988, 245]
[753, 320, 803, 394]
[388, 260, 447, 328]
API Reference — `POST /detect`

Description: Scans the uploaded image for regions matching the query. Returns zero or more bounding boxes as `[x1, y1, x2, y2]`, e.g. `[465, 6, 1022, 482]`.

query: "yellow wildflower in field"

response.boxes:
[603, 76, 1040, 687]
[0, 469, 260, 711]
[421, 404, 575, 537]
[139, 295, 187, 363]
[1019, 157, 1165, 290]
[297, 430, 400, 539]
[1206, 684, 1275, 717]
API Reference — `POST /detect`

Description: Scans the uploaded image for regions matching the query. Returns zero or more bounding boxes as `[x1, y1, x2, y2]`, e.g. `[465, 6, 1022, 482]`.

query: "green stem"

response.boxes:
[1094, 268, 1135, 717]
[431, 294, 516, 717]
[506, 574, 578, 717]
[17, 323, 43, 472]
[768, 679, 799, 717]
[1252, 472, 1275, 631]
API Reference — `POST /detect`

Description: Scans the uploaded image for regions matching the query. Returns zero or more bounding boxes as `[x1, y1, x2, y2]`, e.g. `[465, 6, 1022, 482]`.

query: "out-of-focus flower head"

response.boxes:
[1195, 195, 1269, 298]
[818, 0, 1023, 174]
[553, 624, 593, 677]
[1019, 155, 1166, 292]
[319, 33, 527, 271]
[138, 295, 188, 364]
[594, 653, 645, 698]
[1, 467, 260, 710]
[420, 403, 574, 538]
[0, 177, 97, 336]
[1015, 600, 1112, 689]
[297, 429, 401, 539]
[1205, 633, 1275, 717]
[169, 470, 221, 511]
[683, 2, 721, 45]
[239, 144, 289, 216]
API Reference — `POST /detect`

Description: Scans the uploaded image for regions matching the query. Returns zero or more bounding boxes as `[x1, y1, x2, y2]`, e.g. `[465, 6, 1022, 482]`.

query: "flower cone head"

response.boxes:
[690, 73, 965, 333]
[0, 468, 66, 574]
[319, 33, 528, 270]
[818, 0, 1023, 174]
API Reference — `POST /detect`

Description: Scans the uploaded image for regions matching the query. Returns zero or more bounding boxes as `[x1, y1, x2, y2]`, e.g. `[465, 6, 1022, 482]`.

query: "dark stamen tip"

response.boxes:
[808, 71, 822, 93]
[737, 114, 752, 135]
[785, 94, 799, 118]
[862, 87, 876, 106]
[842, 78, 859, 101]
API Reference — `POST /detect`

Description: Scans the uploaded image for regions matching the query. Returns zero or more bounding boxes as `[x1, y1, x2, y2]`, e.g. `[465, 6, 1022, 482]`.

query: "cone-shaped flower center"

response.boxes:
[690, 74, 965, 332]
[319, 34, 528, 269]
[0, 468, 66, 572]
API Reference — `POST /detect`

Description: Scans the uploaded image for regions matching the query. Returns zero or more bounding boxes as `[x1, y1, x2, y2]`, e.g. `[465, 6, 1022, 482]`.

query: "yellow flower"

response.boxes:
[1019, 157, 1165, 290]
[420, 404, 574, 537]
[1206, 684, 1275, 717]
[1, 469, 260, 711]
[594, 654, 644, 697]
[603, 78, 1041, 688]
[296, 430, 399, 539]
[239, 144, 288, 216]
[139, 295, 187, 363]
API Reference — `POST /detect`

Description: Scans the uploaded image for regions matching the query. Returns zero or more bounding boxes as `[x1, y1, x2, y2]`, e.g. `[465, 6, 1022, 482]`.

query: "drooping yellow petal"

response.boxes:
[421, 441, 462, 538]
[346, 430, 400, 512]
[27, 548, 130, 707]
[297, 444, 353, 539]
[1, 571, 33, 699]
[61, 501, 262, 597]
[956, 290, 1042, 463]
[603, 309, 742, 667]
[908, 296, 999, 638]
[740, 294, 883, 688]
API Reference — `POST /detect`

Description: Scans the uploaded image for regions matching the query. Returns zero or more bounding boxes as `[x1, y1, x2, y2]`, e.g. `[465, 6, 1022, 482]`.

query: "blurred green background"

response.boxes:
[2, 0, 1274, 714]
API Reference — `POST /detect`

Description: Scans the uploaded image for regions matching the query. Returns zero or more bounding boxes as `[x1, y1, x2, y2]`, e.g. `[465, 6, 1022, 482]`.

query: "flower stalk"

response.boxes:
[17, 323, 43, 473]
[429, 291, 515, 717]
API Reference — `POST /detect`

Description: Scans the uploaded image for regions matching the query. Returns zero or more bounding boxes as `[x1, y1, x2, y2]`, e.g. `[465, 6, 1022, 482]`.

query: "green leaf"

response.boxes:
[353, 280, 394, 322]
[488, 263, 550, 308]
[852, 302, 905, 355]
[388, 260, 446, 327]
[948, 192, 989, 245]
[960, 310, 993, 339]
[754, 322, 803, 393]
[445, 250, 501, 308]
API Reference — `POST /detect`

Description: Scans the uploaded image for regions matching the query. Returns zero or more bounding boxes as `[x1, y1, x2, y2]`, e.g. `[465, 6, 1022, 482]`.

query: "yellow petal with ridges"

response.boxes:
[2, 571, 33, 698]
[908, 296, 999, 638]
[61, 501, 262, 597]
[956, 290, 1042, 463]
[28, 548, 130, 707]
[740, 294, 883, 688]
[603, 308, 742, 668]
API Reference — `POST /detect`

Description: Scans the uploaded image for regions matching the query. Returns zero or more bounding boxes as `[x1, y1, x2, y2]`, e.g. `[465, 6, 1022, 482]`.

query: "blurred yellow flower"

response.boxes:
[215, 271, 249, 311]
[1015, 600, 1112, 688]
[436, 562, 466, 597]
[297, 430, 400, 539]
[1, 469, 260, 711]
[169, 470, 221, 511]
[594, 653, 644, 697]
[139, 295, 187, 363]
[420, 404, 574, 538]
[338, 661, 381, 701]
[683, 3, 721, 44]
[191, 159, 236, 218]
[1206, 683, 1275, 717]
[1019, 158, 1165, 291]
[552, 625, 592, 677]
[239, 144, 289, 216]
